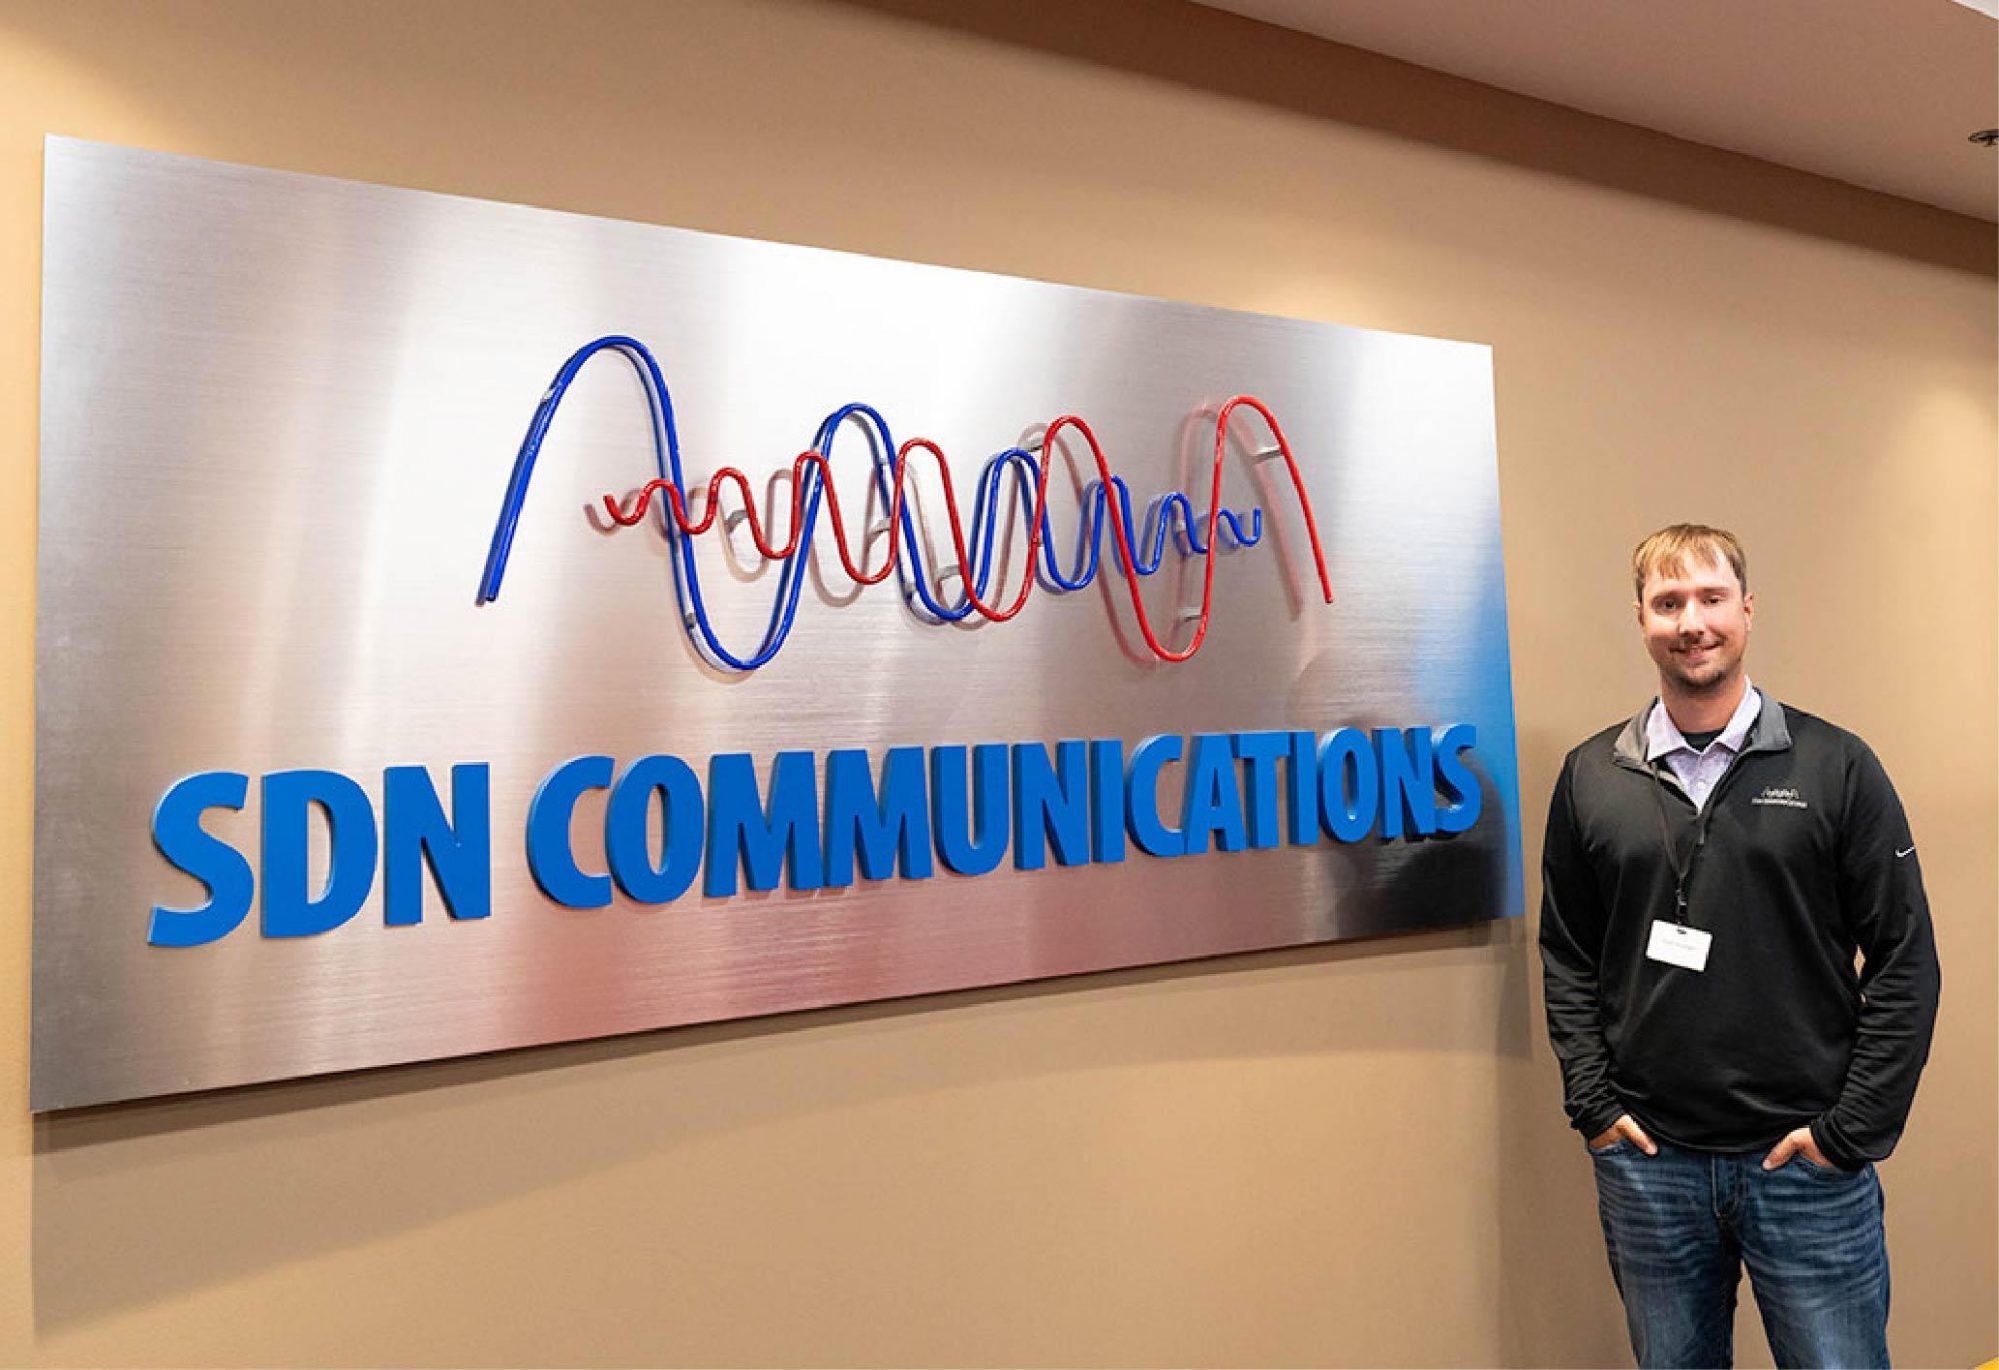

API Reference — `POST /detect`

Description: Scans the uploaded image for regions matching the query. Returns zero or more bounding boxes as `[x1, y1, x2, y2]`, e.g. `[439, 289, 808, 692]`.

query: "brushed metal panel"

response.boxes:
[32, 139, 1523, 1111]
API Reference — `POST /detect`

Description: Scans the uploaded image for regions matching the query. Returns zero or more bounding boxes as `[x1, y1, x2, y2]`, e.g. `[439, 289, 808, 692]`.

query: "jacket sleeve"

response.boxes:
[1539, 753, 1627, 1140]
[1809, 742, 1941, 1169]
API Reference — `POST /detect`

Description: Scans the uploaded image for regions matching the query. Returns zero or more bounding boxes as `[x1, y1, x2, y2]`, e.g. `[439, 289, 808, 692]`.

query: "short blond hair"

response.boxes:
[1632, 524, 1748, 601]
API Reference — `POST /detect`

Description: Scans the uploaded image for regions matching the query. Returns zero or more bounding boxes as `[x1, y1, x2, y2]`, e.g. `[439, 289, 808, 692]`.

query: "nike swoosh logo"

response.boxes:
[1896, 846, 1916, 858]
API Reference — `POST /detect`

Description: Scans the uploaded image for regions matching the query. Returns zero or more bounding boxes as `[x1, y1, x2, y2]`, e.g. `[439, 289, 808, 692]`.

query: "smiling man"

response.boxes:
[1539, 523, 1940, 1369]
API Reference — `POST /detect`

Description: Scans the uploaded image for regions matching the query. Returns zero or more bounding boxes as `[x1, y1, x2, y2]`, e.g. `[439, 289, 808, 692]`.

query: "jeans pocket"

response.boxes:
[1790, 1152, 1862, 1180]
[1587, 1137, 1634, 1158]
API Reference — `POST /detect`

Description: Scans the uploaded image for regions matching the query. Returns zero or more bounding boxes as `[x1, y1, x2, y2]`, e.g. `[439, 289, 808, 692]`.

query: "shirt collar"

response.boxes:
[1644, 680, 1762, 762]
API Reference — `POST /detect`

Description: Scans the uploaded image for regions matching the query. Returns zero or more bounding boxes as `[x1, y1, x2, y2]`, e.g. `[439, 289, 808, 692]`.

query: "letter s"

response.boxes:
[147, 771, 254, 947]
[1434, 724, 1482, 834]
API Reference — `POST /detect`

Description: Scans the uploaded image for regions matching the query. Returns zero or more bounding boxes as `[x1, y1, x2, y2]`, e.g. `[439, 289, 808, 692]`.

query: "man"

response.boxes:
[1539, 524, 1939, 1369]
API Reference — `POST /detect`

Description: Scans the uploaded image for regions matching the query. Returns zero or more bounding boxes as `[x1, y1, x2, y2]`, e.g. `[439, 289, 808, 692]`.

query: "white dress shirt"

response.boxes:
[1643, 681, 1763, 812]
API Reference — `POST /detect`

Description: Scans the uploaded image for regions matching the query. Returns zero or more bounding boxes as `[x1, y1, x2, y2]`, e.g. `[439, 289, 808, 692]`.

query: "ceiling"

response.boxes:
[1192, 0, 1998, 222]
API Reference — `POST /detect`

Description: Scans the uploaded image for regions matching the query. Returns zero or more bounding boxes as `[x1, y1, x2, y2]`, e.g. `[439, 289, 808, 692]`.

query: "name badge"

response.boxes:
[1647, 920, 1712, 972]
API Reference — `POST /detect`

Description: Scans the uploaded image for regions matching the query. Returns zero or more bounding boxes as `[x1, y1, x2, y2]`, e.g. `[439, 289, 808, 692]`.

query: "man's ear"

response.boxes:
[1743, 590, 1755, 628]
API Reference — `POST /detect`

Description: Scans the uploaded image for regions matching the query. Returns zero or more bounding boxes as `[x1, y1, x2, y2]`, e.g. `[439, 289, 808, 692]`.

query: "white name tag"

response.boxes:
[1647, 920, 1712, 972]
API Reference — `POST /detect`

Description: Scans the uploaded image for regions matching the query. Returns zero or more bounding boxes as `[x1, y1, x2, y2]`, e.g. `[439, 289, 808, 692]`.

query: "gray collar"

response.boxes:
[1644, 679, 1761, 762]
[1613, 686, 1790, 773]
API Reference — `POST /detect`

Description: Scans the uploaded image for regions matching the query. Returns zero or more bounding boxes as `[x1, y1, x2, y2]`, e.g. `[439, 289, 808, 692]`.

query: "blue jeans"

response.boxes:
[1589, 1138, 1890, 1369]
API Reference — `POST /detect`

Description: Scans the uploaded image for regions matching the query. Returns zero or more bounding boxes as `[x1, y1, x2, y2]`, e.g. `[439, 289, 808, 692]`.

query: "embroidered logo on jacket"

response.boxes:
[1751, 786, 1808, 809]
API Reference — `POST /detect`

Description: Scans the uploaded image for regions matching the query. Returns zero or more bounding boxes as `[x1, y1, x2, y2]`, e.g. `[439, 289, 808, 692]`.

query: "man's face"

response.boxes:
[1637, 551, 1754, 696]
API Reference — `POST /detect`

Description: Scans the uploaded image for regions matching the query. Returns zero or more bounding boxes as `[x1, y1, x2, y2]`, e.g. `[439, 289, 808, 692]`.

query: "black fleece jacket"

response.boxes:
[1539, 694, 1939, 1168]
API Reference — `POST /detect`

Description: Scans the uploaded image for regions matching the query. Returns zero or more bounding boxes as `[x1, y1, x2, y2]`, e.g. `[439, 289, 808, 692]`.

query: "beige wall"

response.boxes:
[1, 1, 1992, 1365]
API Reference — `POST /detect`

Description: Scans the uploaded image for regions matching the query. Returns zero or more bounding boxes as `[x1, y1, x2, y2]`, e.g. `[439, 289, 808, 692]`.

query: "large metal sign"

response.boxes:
[32, 139, 1523, 1111]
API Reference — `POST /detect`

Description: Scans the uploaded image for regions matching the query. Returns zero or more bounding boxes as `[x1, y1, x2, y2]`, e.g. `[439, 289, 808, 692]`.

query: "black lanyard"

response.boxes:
[1650, 762, 1717, 927]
